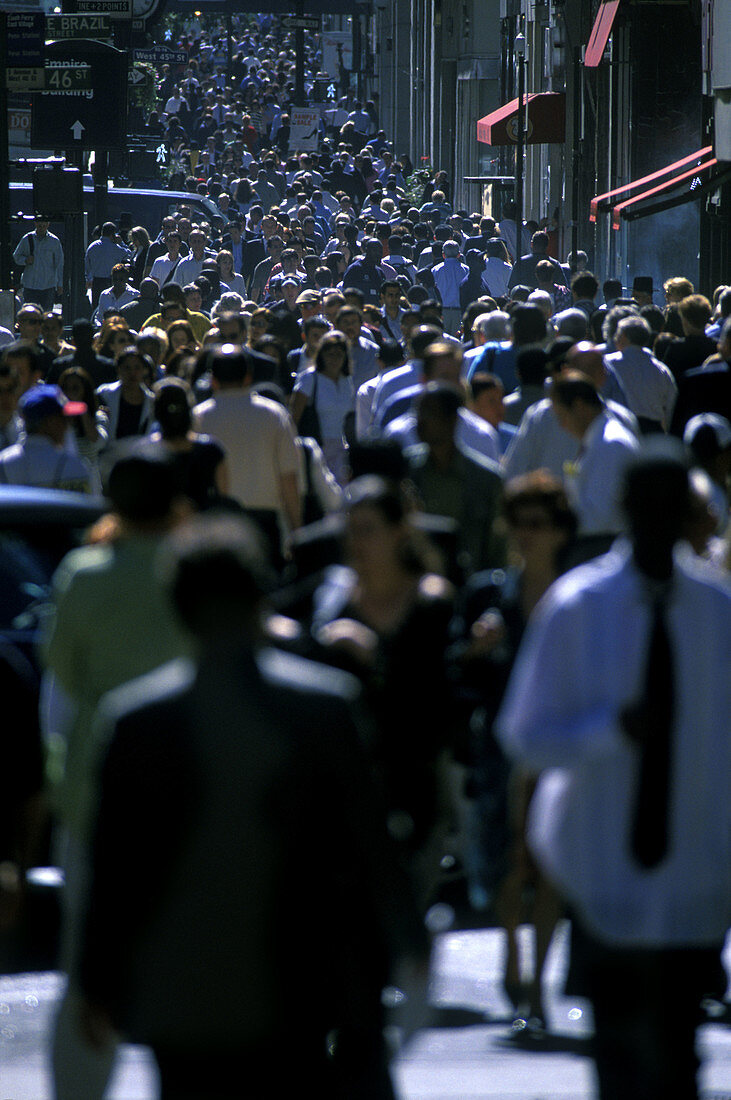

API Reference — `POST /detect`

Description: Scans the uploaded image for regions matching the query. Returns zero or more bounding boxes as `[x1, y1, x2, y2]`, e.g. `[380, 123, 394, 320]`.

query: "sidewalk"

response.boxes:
[0, 925, 729, 1099]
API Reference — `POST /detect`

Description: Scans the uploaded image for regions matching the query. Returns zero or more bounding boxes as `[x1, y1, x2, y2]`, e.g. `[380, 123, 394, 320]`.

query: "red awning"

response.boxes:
[612, 156, 718, 229]
[590, 146, 714, 221]
[476, 92, 566, 146]
[585, 0, 621, 68]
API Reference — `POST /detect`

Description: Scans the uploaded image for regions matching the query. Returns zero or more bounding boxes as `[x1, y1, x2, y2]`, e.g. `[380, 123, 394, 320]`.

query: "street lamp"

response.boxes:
[514, 30, 526, 260]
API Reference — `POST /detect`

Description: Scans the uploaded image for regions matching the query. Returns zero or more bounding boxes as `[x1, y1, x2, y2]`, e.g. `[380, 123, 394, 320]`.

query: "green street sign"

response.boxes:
[45, 62, 93, 90]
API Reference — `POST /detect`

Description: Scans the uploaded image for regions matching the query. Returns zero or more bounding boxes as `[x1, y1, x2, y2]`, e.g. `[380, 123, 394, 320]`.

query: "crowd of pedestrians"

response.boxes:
[1, 10, 730, 1100]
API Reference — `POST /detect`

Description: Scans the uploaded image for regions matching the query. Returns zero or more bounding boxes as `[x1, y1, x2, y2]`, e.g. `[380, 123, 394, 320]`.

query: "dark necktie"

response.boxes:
[630, 594, 675, 869]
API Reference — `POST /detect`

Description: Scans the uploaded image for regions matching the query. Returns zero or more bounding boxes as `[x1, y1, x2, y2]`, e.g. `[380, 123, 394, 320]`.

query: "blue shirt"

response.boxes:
[84, 237, 132, 281]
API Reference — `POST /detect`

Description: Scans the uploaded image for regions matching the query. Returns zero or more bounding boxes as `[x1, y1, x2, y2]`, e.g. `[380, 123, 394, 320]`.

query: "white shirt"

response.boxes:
[496, 542, 731, 947]
[355, 374, 381, 440]
[384, 406, 501, 465]
[0, 434, 92, 493]
[564, 410, 639, 535]
[94, 284, 139, 324]
[371, 362, 421, 421]
[293, 367, 354, 441]
[481, 257, 512, 299]
[149, 254, 181, 286]
[504, 397, 639, 482]
[604, 345, 678, 429]
[193, 388, 301, 512]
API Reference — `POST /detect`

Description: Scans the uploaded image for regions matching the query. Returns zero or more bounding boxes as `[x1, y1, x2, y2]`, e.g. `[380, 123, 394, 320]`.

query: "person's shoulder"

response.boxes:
[674, 545, 731, 602]
[53, 542, 115, 591]
[540, 544, 632, 617]
[0, 442, 23, 463]
[193, 396, 216, 417]
[251, 390, 295, 424]
[457, 440, 504, 481]
[95, 381, 118, 397]
[521, 396, 553, 423]
[99, 658, 197, 737]
[600, 409, 639, 448]
[257, 646, 360, 705]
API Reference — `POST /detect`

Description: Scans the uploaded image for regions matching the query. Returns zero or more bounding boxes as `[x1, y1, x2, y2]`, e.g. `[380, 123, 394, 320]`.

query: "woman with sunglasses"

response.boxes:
[450, 470, 577, 1035]
[94, 319, 132, 363]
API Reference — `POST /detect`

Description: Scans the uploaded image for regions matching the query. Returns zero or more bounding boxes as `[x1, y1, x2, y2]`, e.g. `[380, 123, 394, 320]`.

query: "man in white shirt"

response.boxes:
[149, 232, 183, 287]
[174, 229, 215, 286]
[94, 265, 139, 324]
[13, 215, 64, 311]
[604, 315, 678, 432]
[496, 439, 731, 1100]
[193, 346, 302, 561]
[550, 372, 639, 553]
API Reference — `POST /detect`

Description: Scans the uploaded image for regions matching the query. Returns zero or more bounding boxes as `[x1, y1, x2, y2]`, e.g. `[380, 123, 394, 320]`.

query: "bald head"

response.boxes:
[565, 341, 606, 387]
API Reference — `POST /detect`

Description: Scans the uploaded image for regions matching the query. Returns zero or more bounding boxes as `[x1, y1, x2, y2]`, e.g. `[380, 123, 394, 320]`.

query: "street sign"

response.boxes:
[289, 106, 320, 153]
[6, 67, 46, 92]
[45, 61, 92, 90]
[46, 14, 113, 40]
[133, 44, 188, 64]
[4, 11, 46, 90]
[31, 39, 128, 149]
[68, 0, 132, 19]
[128, 67, 145, 84]
[4, 12, 45, 64]
[8, 106, 32, 147]
[281, 15, 320, 30]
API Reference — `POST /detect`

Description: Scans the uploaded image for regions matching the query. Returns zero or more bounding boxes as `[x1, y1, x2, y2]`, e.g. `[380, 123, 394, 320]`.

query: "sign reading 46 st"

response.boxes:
[30, 39, 128, 150]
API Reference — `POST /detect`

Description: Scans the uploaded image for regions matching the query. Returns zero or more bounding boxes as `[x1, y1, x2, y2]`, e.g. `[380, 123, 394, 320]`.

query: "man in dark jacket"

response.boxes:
[76, 514, 428, 1099]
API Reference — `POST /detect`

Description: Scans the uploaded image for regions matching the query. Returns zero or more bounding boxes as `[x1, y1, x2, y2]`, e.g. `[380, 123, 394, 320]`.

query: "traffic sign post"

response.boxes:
[30, 39, 128, 150]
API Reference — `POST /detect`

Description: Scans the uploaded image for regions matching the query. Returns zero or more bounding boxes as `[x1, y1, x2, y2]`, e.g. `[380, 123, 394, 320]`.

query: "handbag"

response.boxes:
[297, 371, 322, 444]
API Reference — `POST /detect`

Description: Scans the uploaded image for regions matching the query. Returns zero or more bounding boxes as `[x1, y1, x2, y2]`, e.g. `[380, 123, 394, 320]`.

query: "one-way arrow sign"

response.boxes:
[128, 68, 145, 84]
[70, 119, 85, 140]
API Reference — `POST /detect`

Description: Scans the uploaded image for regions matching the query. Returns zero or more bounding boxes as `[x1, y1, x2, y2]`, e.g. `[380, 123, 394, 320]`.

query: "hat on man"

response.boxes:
[296, 289, 321, 306]
[19, 384, 86, 426]
[632, 276, 653, 294]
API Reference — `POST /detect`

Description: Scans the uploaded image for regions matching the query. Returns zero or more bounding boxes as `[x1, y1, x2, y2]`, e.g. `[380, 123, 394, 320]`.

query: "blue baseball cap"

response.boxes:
[19, 384, 87, 425]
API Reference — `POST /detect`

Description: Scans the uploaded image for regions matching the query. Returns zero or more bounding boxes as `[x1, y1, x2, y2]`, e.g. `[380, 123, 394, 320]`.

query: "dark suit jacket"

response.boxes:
[670, 360, 731, 436]
[406, 443, 506, 578]
[80, 647, 425, 1052]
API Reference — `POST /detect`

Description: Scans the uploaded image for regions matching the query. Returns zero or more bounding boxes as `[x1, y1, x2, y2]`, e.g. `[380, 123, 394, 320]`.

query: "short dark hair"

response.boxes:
[107, 450, 177, 523]
[210, 346, 250, 385]
[503, 469, 577, 538]
[551, 372, 602, 410]
[163, 513, 271, 639]
[516, 346, 549, 385]
[511, 304, 547, 346]
[469, 371, 503, 401]
[571, 271, 599, 299]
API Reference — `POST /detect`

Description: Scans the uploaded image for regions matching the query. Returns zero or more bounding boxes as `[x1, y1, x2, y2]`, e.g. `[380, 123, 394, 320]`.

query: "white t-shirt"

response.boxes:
[293, 367, 354, 441]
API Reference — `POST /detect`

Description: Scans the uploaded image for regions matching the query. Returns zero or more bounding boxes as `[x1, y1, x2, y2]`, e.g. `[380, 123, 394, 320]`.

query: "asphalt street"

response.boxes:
[0, 923, 729, 1099]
